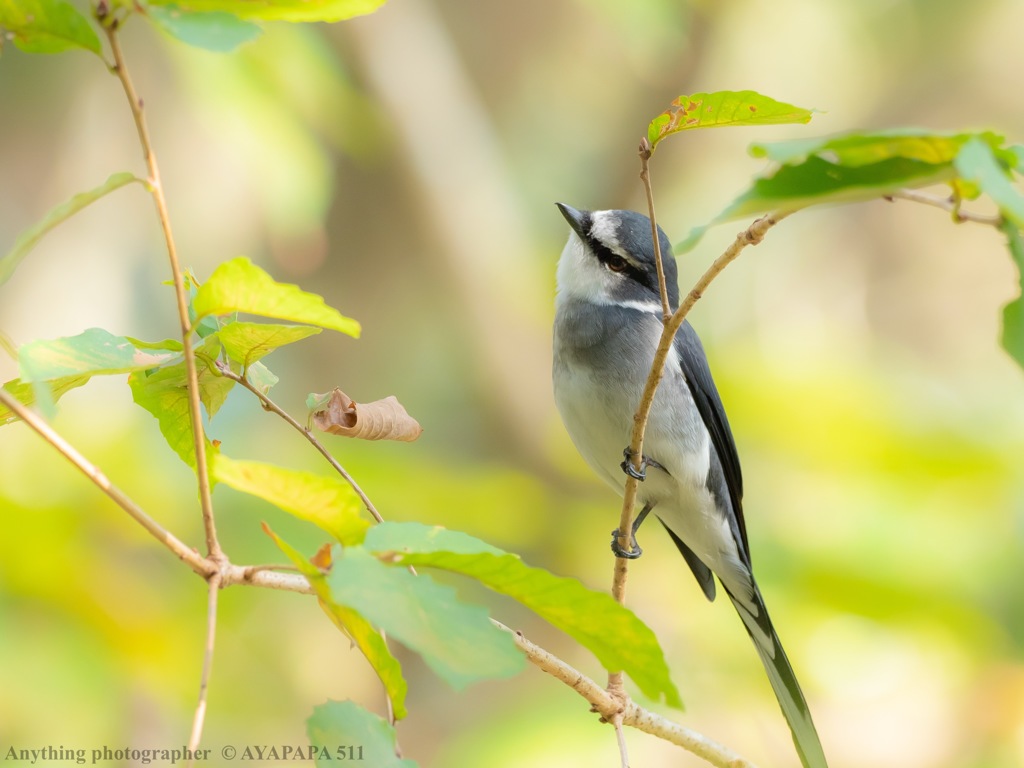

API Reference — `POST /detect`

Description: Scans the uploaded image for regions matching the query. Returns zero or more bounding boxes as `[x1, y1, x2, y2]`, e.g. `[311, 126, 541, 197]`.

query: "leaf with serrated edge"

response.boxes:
[308, 701, 417, 768]
[0, 173, 140, 286]
[648, 90, 812, 150]
[216, 456, 369, 545]
[193, 257, 360, 337]
[364, 522, 682, 708]
[0, 0, 102, 55]
[325, 546, 524, 689]
[264, 527, 407, 720]
[217, 321, 321, 367]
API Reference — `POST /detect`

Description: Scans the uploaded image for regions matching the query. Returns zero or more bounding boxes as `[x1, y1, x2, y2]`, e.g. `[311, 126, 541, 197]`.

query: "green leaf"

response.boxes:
[193, 257, 360, 337]
[214, 456, 369, 545]
[999, 221, 1024, 371]
[364, 522, 682, 708]
[648, 90, 813, 150]
[321, 605, 409, 720]
[1010, 145, 1024, 172]
[325, 546, 524, 689]
[0, 173, 141, 286]
[0, 375, 90, 426]
[264, 527, 408, 719]
[128, 336, 230, 468]
[678, 156, 954, 253]
[750, 129, 1006, 168]
[307, 701, 417, 768]
[243, 360, 279, 395]
[18, 328, 181, 382]
[0, 0, 102, 56]
[147, 0, 388, 23]
[146, 4, 263, 52]
[954, 137, 1024, 230]
[217, 321, 321, 367]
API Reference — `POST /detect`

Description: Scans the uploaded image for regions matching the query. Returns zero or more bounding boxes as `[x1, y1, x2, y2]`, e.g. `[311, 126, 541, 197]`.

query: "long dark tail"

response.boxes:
[724, 582, 828, 768]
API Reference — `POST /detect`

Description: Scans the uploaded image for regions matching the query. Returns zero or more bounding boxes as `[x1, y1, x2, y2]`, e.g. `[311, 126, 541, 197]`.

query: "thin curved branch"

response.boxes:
[613, 209, 793, 608]
[105, 24, 222, 562]
[187, 569, 222, 767]
[493, 620, 756, 768]
[886, 189, 1002, 225]
[217, 366, 385, 524]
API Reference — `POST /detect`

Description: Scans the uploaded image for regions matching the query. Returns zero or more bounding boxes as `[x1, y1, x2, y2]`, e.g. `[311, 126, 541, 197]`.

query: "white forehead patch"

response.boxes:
[588, 210, 630, 259]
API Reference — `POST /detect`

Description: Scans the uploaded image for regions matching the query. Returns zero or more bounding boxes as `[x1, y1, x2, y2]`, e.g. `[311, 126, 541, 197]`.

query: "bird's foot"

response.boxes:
[620, 447, 663, 481]
[610, 502, 654, 560]
[610, 529, 643, 559]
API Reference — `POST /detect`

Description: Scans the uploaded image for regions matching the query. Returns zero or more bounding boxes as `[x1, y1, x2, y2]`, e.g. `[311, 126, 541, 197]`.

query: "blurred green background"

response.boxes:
[2, 0, 1024, 766]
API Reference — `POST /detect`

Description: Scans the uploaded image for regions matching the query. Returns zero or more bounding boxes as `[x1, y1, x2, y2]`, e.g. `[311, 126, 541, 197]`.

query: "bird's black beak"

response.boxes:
[555, 202, 589, 241]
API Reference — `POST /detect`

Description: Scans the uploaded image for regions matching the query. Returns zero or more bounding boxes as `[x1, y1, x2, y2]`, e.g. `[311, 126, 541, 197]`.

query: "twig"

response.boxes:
[494, 621, 756, 768]
[104, 25, 222, 562]
[605, 146, 791, 754]
[217, 366, 385, 524]
[187, 570, 222, 767]
[613, 209, 793, 605]
[0, 389, 215, 578]
[885, 189, 1002, 225]
[222, 565, 314, 594]
[640, 139, 671, 321]
[614, 716, 630, 768]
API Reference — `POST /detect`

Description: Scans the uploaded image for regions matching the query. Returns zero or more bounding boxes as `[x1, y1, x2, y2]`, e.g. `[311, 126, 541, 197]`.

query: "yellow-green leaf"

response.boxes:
[648, 90, 813, 150]
[193, 257, 360, 337]
[214, 456, 369, 545]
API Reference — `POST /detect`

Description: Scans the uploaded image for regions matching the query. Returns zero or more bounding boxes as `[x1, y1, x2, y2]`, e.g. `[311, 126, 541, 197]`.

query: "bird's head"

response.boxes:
[555, 203, 678, 310]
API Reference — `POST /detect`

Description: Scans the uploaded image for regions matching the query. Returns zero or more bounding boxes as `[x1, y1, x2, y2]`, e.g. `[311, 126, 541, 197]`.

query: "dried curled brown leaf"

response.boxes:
[310, 388, 422, 442]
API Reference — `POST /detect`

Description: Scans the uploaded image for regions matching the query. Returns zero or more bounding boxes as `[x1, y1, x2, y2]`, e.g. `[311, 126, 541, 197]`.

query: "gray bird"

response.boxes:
[552, 203, 828, 768]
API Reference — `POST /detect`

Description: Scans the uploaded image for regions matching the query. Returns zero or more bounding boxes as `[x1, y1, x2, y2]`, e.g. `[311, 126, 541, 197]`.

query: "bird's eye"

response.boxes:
[606, 256, 628, 273]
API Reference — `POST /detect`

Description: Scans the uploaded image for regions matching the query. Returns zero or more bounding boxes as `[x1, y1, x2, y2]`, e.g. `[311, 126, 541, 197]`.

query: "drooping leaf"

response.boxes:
[146, 4, 262, 52]
[217, 321, 321, 367]
[364, 522, 682, 708]
[0, 173, 142, 286]
[147, 0, 388, 23]
[324, 546, 524, 690]
[128, 336, 230, 468]
[0, 0, 102, 56]
[264, 526, 407, 719]
[678, 128, 1021, 253]
[998, 222, 1024, 370]
[18, 328, 180, 382]
[678, 156, 954, 253]
[215, 456, 369, 545]
[648, 90, 813, 150]
[193, 257, 360, 337]
[750, 129, 1006, 168]
[0, 375, 90, 426]
[307, 701, 417, 768]
[954, 137, 1024, 229]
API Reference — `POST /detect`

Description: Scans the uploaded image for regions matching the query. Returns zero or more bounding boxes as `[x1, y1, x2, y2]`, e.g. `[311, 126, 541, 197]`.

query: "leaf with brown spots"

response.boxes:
[647, 90, 814, 151]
